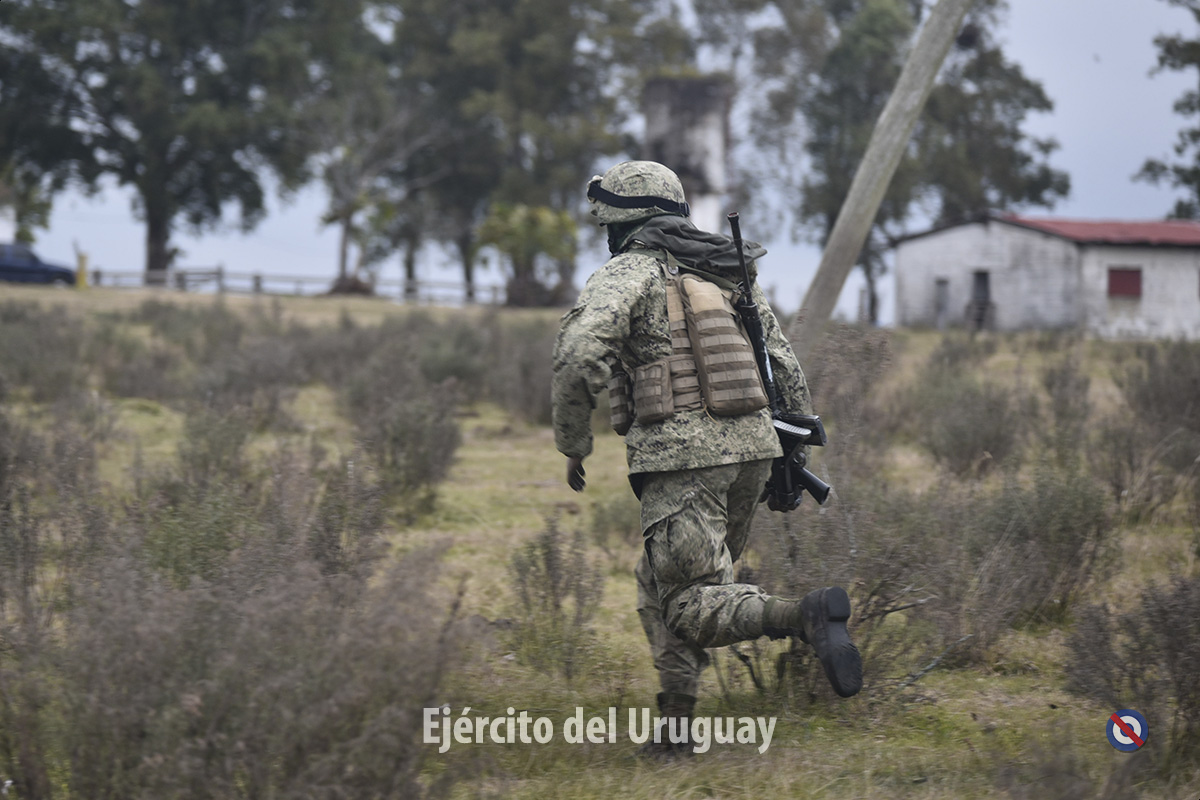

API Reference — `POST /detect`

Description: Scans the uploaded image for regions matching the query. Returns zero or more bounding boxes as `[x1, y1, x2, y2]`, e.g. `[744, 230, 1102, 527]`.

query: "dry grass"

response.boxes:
[3, 292, 1200, 799]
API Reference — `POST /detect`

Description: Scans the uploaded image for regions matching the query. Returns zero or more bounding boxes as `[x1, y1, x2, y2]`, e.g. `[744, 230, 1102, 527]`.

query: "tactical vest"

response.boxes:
[608, 250, 768, 435]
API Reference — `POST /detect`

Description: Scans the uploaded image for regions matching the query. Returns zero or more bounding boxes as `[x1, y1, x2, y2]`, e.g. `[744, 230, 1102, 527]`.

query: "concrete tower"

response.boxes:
[642, 76, 733, 235]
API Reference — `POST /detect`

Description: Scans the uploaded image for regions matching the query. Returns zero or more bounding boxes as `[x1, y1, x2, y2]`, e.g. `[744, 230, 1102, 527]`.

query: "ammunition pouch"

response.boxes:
[676, 274, 769, 417]
[608, 369, 633, 435]
[606, 250, 767, 434]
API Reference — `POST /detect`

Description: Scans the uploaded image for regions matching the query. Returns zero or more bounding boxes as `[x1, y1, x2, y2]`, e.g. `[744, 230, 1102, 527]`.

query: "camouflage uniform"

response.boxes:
[552, 164, 812, 698]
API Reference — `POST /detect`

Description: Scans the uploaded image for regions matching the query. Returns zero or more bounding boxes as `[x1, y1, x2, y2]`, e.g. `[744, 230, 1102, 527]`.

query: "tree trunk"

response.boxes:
[506, 259, 547, 306]
[403, 233, 419, 301]
[457, 233, 476, 303]
[551, 256, 577, 305]
[789, 0, 977, 359]
[863, 262, 880, 325]
[144, 204, 171, 286]
[337, 215, 352, 282]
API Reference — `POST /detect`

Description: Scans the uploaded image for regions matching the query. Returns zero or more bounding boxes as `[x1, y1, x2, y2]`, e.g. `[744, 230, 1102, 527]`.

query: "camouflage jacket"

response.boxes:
[551, 248, 812, 475]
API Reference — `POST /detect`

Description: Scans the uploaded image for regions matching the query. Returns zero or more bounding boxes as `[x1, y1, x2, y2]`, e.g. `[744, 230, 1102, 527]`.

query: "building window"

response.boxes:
[1107, 267, 1142, 298]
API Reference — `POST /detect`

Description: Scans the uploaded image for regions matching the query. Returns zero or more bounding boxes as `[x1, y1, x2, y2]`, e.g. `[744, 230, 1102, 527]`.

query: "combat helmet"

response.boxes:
[586, 161, 690, 225]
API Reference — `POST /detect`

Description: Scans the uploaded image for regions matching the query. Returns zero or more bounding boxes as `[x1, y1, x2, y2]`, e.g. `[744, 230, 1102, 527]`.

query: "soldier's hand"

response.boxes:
[566, 456, 586, 492]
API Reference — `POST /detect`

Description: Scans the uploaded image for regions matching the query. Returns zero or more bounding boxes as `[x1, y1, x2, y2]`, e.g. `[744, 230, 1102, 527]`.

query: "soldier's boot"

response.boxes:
[762, 587, 863, 698]
[637, 692, 695, 761]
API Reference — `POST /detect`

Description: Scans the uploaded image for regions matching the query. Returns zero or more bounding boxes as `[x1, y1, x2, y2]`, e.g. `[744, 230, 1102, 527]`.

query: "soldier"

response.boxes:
[551, 161, 862, 758]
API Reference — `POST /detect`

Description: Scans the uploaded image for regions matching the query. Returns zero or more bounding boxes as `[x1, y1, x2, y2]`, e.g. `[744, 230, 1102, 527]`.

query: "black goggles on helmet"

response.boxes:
[586, 176, 690, 217]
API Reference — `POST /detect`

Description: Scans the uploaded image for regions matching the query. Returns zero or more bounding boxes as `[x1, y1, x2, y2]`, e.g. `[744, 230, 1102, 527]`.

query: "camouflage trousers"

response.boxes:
[634, 459, 773, 697]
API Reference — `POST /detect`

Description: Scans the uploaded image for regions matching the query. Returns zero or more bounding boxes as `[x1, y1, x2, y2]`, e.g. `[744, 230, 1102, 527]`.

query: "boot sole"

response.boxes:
[813, 587, 863, 698]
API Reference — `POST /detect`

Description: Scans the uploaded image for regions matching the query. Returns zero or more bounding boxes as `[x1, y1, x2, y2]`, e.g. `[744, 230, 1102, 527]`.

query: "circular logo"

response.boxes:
[1106, 709, 1148, 752]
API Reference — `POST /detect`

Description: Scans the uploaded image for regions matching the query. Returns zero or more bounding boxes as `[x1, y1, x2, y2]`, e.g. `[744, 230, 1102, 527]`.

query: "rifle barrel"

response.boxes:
[727, 212, 754, 292]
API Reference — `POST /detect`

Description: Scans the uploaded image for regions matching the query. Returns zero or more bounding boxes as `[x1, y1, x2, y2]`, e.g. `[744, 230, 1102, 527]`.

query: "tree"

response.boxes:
[381, 0, 506, 301]
[695, 0, 1068, 323]
[306, 55, 447, 290]
[0, 27, 93, 241]
[796, 0, 922, 326]
[477, 204, 577, 306]
[919, 15, 1071, 227]
[1138, 0, 1200, 218]
[0, 0, 364, 281]
[382, 0, 678, 304]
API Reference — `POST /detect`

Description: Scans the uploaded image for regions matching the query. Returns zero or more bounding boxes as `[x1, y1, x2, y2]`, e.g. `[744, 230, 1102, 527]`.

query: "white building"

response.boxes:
[894, 215, 1200, 339]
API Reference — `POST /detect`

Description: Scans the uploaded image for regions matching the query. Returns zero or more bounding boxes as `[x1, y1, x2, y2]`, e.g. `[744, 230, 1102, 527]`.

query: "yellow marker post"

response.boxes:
[76, 251, 88, 289]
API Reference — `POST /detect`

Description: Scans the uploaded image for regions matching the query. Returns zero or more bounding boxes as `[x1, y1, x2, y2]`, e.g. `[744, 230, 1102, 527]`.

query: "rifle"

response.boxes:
[728, 211, 832, 510]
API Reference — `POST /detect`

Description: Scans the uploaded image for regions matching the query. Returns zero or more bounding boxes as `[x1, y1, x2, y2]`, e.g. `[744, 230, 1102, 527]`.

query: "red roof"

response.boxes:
[999, 214, 1200, 246]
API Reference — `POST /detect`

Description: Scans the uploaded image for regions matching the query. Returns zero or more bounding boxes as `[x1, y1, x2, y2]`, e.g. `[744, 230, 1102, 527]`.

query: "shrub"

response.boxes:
[1042, 353, 1091, 467]
[92, 315, 187, 402]
[509, 518, 604, 682]
[0, 413, 110, 800]
[60, 541, 461, 799]
[0, 403, 465, 799]
[927, 332, 997, 371]
[803, 323, 893, 478]
[484, 316, 557, 425]
[744, 459, 1114, 694]
[915, 373, 1024, 476]
[590, 490, 643, 568]
[972, 463, 1116, 622]
[1067, 575, 1200, 771]
[0, 300, 90, 402]
[305, 455, 383, 577]
[132, 297, 247, 365]
[1089, 412, 1183, 523]
[289, 311, 381, 389]
[342, 350, 461, 509]
[746, 481, 980, 697]
[1117, 339, 1200, 429]
[194, 335, 306, 430]
[895, 333, 1027, 476]
[1115, 340, 1200, 474]
[416, 314, 489, 391]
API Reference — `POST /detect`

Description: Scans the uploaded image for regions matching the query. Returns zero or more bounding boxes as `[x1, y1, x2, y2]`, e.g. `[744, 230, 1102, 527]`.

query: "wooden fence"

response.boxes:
[87, 267, 505, 306]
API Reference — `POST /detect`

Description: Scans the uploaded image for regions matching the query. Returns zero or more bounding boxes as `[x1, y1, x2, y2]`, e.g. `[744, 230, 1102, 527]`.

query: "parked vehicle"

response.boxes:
[0, 243, 75, 285]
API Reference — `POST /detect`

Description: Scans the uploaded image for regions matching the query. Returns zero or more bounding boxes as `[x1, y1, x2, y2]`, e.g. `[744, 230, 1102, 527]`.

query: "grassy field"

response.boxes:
[1, 284, 1198, 799]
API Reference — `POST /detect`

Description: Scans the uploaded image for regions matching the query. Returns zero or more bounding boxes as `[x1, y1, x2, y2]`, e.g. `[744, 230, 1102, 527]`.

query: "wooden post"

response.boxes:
[253, 274, 263, 294]
[92, 269, 102, 287]
[75, 251, 89, 289]
[789, 0, 977, 360]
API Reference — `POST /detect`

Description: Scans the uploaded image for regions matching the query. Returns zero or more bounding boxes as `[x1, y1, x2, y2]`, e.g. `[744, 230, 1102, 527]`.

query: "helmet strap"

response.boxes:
[586, 182, 690, 217]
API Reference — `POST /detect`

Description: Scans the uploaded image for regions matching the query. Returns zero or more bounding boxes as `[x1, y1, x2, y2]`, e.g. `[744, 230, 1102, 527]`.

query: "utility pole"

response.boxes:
[789, 0, 977, 361]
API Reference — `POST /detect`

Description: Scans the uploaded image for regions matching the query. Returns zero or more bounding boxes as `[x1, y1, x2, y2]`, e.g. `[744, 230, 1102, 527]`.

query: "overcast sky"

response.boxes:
[9, 0, 1199, 323]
